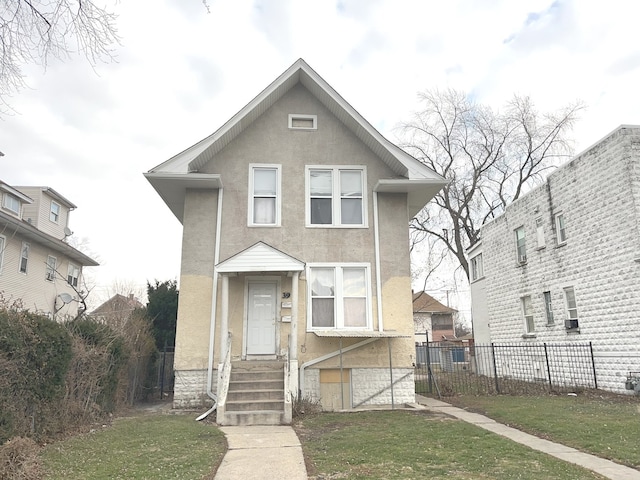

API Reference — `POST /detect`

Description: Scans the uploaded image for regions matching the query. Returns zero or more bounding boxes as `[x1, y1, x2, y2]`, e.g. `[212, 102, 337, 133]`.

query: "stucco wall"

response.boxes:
[471, 126, 640, 393]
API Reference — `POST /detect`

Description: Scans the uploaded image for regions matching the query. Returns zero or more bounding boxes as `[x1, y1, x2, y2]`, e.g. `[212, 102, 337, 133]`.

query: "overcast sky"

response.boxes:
[2, 0, 639, 309]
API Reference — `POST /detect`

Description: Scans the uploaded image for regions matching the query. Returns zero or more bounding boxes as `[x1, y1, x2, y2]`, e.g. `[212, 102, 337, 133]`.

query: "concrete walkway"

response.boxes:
[417, 395, 640, 480]
[214, 425, 307, 480]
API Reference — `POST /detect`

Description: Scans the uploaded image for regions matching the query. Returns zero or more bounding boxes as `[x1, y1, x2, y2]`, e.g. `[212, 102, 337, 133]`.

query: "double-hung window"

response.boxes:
[543, 291, 554, 325]
[19, 242, 30, 274]
[50, 201, 60, 223]
[470, 253, 483, 281]
[67, 263, 80, 287]
[515, 226, 526, 264]
[248, 165, 281, 226]
[307, 166, 366, 227]
[2, 193, 20, 215]
[555, 213, 566, 244]
[46, 255, 57, 281]
[521, 295, 534, 333]
[308, 264, 371, 329]
[563, 286, 579, 329]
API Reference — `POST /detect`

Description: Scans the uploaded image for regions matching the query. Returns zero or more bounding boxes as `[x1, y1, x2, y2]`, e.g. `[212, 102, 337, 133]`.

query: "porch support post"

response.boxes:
[290, 271, 300, 397]
[220, 274, 230, 362]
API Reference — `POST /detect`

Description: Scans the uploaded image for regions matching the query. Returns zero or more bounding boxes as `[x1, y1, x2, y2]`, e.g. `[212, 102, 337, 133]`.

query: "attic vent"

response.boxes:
[289, 114, 317, 130]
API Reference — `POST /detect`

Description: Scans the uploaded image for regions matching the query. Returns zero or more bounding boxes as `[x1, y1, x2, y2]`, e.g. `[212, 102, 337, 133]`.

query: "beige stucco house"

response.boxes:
[0, 180, 98, 318]
[145, 59, 446, 425]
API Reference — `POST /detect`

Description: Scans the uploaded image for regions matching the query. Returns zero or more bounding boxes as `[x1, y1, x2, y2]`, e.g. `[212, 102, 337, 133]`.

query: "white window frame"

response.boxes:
[67, 263, 80, 287]
[46, 255, 57, 281]
[521, 295, 534, 334]
[306, 263, 373, 331]
[50, 201, 61, 223]
[305, 166, 368, 228]
[19, 242, 30, 274]
[470, 253, 484, 282]
[563, 286, 579, 329]
[535, 217, 546, 249]
[248, 164, 281, 227]
[288, 114, 317, 130]
[2, 193, 20, 215]
[543, 291, 554, 325]
[555, 212, 566, 245]
[515, 226, 526, 264]
[0, 235, 5, 273]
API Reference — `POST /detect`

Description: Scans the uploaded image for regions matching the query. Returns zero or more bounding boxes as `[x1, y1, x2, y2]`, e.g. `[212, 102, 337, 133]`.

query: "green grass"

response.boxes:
[294, 410, 607, 479]
[447, 394, 640, 469]
[41, 414, 226, 480]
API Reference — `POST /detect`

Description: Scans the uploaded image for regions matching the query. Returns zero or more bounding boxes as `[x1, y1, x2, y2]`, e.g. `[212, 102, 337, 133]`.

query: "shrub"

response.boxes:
[0, 437, 42, 480]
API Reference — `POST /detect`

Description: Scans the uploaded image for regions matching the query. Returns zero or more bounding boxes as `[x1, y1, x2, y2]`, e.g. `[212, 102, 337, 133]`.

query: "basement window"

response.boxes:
[289, 114, 317, 130]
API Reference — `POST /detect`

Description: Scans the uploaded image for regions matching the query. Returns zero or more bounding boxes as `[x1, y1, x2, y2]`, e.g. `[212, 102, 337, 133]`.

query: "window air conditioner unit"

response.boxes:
[518, 254, 527, 264]
[564, 319, 579, 329]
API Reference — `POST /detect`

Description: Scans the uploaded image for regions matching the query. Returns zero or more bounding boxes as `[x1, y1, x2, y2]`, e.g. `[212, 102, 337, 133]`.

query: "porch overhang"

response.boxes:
[313, 330, 410, 338]
[216, 241, 305, 273]
[374, 179, 447, 217]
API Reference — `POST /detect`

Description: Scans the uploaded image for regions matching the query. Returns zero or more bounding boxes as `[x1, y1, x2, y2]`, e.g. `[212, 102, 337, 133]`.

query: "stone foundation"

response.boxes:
[172, 369, 215, 409]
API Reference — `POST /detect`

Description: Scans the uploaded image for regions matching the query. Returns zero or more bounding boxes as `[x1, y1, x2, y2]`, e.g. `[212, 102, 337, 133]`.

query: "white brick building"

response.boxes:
[469, 125, 640, 394]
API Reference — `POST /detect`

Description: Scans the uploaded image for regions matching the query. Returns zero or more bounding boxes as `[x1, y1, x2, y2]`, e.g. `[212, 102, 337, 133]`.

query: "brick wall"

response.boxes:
[472, 126, 640, 394]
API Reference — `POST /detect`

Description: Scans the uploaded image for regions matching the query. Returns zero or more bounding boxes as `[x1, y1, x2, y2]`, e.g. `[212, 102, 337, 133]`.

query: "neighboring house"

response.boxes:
[91, 293, 144, 329]
[412, 291, 457, 343]
[468, 125, 640, 394]
[0, 180, 98, 318]
[145, 59, 447, 424]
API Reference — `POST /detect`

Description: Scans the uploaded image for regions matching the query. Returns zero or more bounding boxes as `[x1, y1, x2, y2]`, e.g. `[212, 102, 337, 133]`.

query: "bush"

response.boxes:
[0, 437, 42, 480]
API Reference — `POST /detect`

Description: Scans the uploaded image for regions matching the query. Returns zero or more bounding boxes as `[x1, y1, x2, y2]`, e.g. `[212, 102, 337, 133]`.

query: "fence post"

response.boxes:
[543, 343, 553, 390]
[589, 342, 598, 390]
[426, 336, 433, 394]
[160, 343, 167, 399]
[491, 343, 500, 394]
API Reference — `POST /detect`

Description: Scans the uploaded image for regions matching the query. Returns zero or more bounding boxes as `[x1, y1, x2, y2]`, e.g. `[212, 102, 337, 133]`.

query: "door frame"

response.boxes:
[242, 276, 281, 359]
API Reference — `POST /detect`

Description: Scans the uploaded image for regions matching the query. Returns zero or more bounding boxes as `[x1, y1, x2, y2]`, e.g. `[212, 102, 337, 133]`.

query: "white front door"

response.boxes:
[246, 282, 277, 355]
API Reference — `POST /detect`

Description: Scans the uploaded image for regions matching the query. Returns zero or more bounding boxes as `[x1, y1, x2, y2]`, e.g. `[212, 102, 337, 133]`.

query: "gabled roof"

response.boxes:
[412, 291, 457, 314]
[145, 59, 447, 222]
[91, 294, 144, 316]
[216, 242, 305, 273]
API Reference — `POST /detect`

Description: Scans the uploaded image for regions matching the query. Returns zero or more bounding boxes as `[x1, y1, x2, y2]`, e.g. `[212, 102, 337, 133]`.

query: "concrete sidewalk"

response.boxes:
[214, 425, 307, 480]
[417, 395, 640, 480]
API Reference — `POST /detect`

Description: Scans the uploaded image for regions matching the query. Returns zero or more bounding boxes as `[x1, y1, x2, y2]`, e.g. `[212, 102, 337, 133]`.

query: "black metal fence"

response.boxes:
[157, 346, 175, 399]
[415, 340, 597, 396]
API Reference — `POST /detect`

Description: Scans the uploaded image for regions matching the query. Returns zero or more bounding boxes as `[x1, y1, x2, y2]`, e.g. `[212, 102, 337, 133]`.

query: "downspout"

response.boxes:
[198, 187, 223, 420]
[373, 192, 384, 331]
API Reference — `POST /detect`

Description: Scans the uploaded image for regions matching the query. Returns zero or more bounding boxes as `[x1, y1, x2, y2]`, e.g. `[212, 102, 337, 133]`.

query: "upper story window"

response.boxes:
[555, 213, 566, 244]
[248, 165, 281, 226]
[288, 114, 317, 130]
[543, 291, 554, 325]
[46, 255, 57, 281]
[515, 226, 526, 264]
[521, 295, 534, 333]
[67, 263, 80, 287]
[535, 217, 546, 249]
[19, 242, 30, 274]
[470, 253, 484, 281]
[308, 264, 371, 330]
[0, 236, 5, 273]
[2, 193, 20, 215]
[306, 166, 366, 227]
[50, 201, 61, 223]
[563, 286, 579, 330]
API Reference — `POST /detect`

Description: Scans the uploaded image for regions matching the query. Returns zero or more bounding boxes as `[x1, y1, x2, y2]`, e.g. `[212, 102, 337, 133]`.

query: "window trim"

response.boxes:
[248, 164, 281, 227]
[19, 242, 30, 274]
[555, 212, 567, 245]
[521, 295, 534, 334]
[288, 114, 317, 130]
[50, 201, 61, 224]
[67, 263, 80, 287]
[306, 263, 373, 331]
[305, 165, 368, 228]
[563, 286, 579, 330]
[515, 226, 527, 264]
[535, 217, 546, 249]
[46, 255, 57, 281]
[2, 193, 20, 215]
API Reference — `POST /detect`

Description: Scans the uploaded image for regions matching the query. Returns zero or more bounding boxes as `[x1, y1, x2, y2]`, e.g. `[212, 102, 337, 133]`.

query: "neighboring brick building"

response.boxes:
[469, 125, 640, 394]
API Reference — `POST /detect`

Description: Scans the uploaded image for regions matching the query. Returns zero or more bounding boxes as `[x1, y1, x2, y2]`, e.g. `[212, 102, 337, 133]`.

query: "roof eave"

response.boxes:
[375, 178, 448, 217]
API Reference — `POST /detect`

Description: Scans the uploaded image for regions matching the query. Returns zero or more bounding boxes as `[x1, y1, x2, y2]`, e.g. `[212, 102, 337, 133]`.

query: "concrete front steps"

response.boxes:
[218, 360, 289, 426]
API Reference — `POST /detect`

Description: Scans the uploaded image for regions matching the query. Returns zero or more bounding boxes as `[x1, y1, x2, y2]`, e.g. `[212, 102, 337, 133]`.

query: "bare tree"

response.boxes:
[400, 89, 584, 279]
[0, 0, 119, 110]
